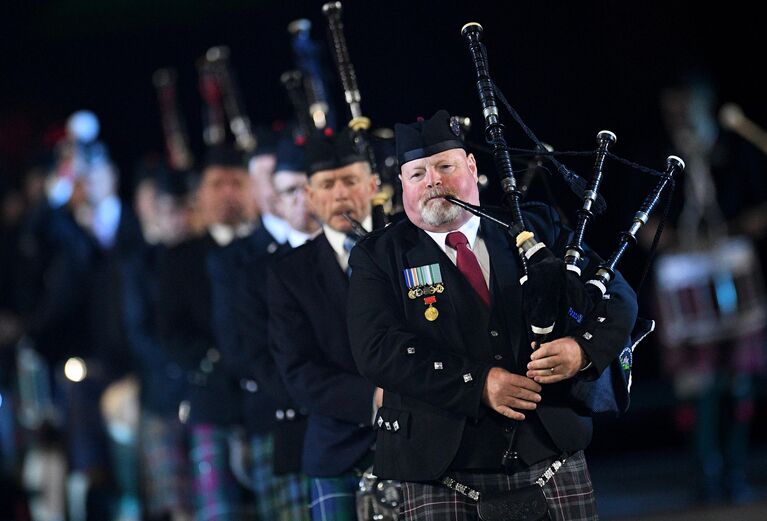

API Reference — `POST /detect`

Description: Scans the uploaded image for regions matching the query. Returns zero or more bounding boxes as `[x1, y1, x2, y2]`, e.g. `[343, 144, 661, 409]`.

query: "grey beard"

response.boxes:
[420, 198, 463, 227]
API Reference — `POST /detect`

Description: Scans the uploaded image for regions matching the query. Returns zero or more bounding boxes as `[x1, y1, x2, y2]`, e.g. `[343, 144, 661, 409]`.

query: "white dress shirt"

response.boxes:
[209, 222, 255, 247]
[324, 215, 373, 271]
[423, 215, 491, 289]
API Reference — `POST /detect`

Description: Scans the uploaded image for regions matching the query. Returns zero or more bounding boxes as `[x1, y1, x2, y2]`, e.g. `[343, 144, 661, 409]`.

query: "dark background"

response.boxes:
[1, 1, 764, 178]
[1, 0, 765, 453]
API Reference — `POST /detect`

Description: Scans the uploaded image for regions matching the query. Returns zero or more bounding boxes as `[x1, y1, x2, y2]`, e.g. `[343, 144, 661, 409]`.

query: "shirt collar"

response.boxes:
[324, 214, 372, 258]
[286, 226, 320, 248]
[261, 212, 290, 244]
[424, 215, 481, 253]
[209, 222, 254, 247]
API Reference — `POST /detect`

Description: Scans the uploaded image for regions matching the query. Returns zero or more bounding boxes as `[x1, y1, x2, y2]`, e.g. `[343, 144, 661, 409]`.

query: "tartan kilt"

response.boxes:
[309, 473, 360, 521]
[400, 450, 598, 521]
[190, 423, 248, 521]
[139, 411, 192, 517]
[249, 433, 310, 521]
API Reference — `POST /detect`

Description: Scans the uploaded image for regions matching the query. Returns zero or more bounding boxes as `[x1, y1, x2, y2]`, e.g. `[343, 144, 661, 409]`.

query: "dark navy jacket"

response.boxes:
[268, 233, 376, 477]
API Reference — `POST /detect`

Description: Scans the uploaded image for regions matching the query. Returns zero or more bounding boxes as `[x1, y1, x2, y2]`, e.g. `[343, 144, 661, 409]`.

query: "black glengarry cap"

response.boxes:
[305, 127, 368, 176]
[201, 145, 246, 170]
[274, 137, 306, 174]
[395, 109, 467, 166]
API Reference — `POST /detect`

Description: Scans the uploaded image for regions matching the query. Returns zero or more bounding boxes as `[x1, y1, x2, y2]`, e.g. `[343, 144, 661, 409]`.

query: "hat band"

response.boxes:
[399, 140, 466, 165]
[308, 154, 368, 176]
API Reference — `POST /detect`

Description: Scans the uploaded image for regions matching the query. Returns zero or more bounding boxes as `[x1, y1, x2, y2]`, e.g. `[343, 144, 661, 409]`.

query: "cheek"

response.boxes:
[310, 193, 330, 216]
[401, 188, 424, 223]
[273, 198, 286, 216]
[402, 185, 421, 209]
[355, 186, 372, 207]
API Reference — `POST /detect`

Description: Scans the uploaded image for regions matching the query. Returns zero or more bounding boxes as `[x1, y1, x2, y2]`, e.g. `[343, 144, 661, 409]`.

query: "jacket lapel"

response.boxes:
[403, 225, 485, 357]
[483, 220, 527, 365]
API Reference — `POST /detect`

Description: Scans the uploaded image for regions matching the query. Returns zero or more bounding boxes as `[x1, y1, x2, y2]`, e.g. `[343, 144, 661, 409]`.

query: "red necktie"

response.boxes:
[445, 231, 490, 307]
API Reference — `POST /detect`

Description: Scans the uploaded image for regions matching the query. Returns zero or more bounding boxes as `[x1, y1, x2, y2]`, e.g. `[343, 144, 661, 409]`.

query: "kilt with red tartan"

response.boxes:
[400, 450, 598, 521]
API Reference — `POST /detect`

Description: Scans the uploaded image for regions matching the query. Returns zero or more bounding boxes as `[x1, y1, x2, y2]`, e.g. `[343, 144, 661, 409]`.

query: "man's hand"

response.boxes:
[374, 387, 384, 408]
[482, 367, 542, 421]
[526, 337, 585, 383]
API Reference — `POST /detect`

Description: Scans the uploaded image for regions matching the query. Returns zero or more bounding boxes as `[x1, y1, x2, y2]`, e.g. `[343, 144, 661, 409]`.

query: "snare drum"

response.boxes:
[654, 236, 767, 348]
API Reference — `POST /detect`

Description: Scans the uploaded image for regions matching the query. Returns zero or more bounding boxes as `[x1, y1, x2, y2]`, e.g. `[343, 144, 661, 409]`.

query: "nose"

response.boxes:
[425, 166, 442, 189]
[333, 181, 350, 200]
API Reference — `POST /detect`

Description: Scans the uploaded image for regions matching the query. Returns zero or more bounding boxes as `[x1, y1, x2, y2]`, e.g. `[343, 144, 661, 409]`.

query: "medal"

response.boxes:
[423, 296, 439, 321]
[424, 306, 439, 321]
[404, 263, 444, 300]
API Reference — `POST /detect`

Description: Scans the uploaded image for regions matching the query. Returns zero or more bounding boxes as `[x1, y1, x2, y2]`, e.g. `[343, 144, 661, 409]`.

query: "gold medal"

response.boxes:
[423, 296, 439, 321]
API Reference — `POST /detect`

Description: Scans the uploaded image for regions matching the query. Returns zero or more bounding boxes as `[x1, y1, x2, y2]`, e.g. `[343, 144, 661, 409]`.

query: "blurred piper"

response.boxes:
[120, 161, 193, 521]
[157, 146, 253, 521]
[209, 135, 319, 521]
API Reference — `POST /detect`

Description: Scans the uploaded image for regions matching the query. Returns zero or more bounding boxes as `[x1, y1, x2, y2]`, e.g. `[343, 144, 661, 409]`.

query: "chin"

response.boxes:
[327, 215, 351, 232]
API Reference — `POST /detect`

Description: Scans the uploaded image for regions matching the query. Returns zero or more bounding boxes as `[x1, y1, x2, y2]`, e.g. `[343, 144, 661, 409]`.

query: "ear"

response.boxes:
[466, 152, 479, 183]
[466, 152, 478, 182]
[368, 172, 379, 196]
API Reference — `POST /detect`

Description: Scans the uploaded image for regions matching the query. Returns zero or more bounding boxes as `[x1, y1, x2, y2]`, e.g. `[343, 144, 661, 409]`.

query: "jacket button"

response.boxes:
[241, 379, 258, 392]
[286, 409, 296, 420]
[494, 354, 503, 361]
[489, 330, 499, 337]
[275, 409, 285, 420]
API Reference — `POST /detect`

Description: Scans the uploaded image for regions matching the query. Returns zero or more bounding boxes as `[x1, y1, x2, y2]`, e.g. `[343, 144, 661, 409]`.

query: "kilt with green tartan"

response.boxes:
[249, 432, 310, 521]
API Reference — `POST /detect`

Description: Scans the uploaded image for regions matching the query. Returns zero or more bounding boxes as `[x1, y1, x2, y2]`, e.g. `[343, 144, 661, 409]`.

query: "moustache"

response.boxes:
[420, 187, 456, 205]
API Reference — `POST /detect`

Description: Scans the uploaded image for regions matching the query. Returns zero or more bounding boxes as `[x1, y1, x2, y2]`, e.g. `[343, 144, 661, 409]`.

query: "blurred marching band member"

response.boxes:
[649, 73, 767, 503]
[267, 128, 381, 520]
[247, 127, 292, 245]
[0, 171, 32, 519]
[119, 162, 193, 521]
[157, 146, 255, 521]
[208, 133, 320, 521]
[17, 111, 141, 521]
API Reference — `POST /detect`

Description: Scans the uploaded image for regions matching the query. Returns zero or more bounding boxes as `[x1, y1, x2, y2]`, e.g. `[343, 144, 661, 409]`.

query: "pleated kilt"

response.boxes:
[308, 473, 360, 521]
[139, 411, 193, 517]
[249, 432, 310, 521]
[190, 423, 249, 521]
[400, 450, 598, 521]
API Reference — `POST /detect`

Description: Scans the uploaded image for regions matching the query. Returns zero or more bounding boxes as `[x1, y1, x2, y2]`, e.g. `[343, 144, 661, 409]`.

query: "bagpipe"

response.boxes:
[323, 1, 396, 233]
[152, 68, 194, 171]
[287, 18, 336, 132]
[320, 3, 402, 518]
[451, 22, 684, 417]
[197, 45, 258, 153]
